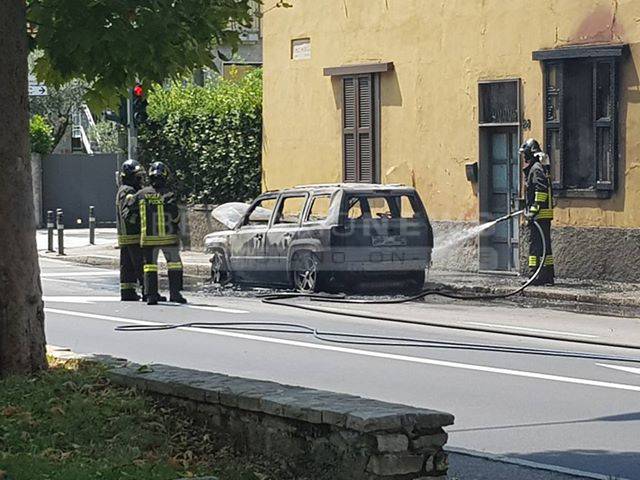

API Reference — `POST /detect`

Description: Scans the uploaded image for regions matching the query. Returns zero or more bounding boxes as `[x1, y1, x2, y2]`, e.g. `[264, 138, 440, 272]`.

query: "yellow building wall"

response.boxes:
[262, 0, 640, 228]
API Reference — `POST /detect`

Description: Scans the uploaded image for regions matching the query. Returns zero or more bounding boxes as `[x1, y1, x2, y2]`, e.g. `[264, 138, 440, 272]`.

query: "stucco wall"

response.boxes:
[262, 0, 640, 228]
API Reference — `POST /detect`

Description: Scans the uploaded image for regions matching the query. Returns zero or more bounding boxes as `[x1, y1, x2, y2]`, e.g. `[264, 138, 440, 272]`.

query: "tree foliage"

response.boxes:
[29, 114, 53, 155]
[28, 72, 88, 151]
[138, 69, 262, 204]
[27, 0, 255, 108]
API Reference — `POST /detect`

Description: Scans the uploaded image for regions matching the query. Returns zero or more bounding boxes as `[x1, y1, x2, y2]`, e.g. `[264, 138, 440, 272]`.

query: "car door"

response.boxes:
[264, 193, 309, 285]
[229, 195, 278, 283]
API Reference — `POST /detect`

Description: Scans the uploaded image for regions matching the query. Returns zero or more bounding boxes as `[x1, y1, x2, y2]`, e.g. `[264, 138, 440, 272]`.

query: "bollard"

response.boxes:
[89, 206, 96, 245]
[56, 209, 65, 256]
[46, 210, 55, 252]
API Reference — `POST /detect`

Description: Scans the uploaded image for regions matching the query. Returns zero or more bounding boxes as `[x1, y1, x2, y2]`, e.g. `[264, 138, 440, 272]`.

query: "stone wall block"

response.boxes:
[376, 433, 409, 453]
[366, 454, 425, 476]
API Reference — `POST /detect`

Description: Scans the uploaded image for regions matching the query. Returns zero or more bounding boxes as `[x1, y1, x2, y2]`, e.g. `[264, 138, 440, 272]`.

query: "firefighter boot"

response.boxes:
[120, 286, 140, 302]
[168, 269, 187, 304]
[144, 265, 160, 305]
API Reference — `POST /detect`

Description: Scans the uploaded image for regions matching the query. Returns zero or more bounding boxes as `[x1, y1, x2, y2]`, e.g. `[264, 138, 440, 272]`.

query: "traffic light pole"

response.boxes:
[126, 91, 138, 160]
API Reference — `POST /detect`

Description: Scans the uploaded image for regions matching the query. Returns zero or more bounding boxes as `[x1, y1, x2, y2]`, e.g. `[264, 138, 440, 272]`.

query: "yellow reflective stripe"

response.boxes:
[143, 264, 158, 273]
[544, 256, 555, 266]
[535, 191, 548, 202]
[120, 282, 137, 290]
[140, 200, 147, 242]
[158, 203, 166, 237]
[118, 234, 140, 245]
[140, 235, 179, 246]
[167, 262, 183, 270]
[537, 209, 554, 219]
[528, 256, 538, 267]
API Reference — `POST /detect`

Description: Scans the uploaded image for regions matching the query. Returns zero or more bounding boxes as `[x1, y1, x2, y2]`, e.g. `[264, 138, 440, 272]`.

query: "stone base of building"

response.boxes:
[520, 224, 640, 283]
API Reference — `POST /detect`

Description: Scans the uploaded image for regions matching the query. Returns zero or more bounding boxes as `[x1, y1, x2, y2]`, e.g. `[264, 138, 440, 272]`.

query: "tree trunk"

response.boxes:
[0, 0, 48, 376]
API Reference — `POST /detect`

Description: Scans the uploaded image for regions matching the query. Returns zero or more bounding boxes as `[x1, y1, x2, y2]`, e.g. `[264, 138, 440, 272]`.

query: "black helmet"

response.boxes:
[519, 138, 542, 162]
[120, 159, 144, 185]
[148, 161, 169, 180]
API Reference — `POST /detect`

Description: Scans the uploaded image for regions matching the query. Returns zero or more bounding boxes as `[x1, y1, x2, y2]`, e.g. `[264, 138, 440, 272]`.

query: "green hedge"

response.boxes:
[138, 69, 262, 204]
[30, 114, 54, 155]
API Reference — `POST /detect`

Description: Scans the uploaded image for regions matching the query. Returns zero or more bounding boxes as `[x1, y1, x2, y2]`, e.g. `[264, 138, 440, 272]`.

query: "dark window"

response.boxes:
[542, 58, 618, 197]
[343, 74, 379, 183]
[479, 81, 519, 124]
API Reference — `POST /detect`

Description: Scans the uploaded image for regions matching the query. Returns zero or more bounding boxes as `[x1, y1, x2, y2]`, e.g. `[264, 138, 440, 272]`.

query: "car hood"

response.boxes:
[204, 230, 234, 248]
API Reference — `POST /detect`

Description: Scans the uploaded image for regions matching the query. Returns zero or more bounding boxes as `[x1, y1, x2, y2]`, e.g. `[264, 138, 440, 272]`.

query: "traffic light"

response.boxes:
[132, 84, 148, 127]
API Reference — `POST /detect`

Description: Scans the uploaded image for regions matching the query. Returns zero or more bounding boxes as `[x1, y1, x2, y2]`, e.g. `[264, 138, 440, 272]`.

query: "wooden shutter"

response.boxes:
[342, 74, 376, 183]
[343, 77, 357, 182]
[544, 62, 564, 190]
[594, 59, 617, 191]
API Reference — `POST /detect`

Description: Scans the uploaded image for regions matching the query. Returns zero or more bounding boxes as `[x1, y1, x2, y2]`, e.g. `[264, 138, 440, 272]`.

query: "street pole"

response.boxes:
[127, 90, 137, 160]
[89, 205, 96, 245]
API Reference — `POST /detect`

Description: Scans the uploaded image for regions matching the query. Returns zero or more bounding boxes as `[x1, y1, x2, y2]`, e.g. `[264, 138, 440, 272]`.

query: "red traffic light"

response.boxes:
[133, 84, 144, 97]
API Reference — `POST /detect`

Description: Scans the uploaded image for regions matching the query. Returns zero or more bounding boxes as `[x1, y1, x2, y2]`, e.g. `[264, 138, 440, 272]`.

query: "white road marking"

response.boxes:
[45, 307, 640, 393]
[465, 322, 598, 338]
[44, 296, 121, 303]
[41, 271, 119, 278]
[597, 363, 640, 376]
[46, 297, 247, 313]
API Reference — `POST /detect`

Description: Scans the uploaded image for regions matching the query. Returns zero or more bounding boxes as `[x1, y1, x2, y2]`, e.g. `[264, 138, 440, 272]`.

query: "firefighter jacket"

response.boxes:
[137, 185, 181, 247]
[116, 184, 141, 246]
[525, 161, 554, 220]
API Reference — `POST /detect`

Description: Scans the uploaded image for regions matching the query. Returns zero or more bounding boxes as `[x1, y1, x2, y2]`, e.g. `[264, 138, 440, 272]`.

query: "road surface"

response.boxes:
[41, 257, 640, 479]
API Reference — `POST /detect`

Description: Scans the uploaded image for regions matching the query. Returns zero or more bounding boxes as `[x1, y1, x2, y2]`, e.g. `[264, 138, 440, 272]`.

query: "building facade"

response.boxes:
[262, 0, 640, 282]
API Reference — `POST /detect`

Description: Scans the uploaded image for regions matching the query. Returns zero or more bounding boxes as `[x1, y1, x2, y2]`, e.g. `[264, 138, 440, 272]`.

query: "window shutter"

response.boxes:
[544, 62, 564, 190]
[343, 77, 357, 182]
[342, 74, 376, 183]
[357, 74, 374, 182]
[594, 59, 617, 191]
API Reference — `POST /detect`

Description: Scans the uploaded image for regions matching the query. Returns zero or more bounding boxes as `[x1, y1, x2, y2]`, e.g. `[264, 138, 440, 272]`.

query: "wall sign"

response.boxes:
[291, 38, 311, 60]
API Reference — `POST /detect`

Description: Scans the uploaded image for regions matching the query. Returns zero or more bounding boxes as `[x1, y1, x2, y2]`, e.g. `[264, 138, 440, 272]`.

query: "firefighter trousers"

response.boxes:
[528, 219, 555, 285]
[142, 245, 184, 301]
[120, 244, 143, 300]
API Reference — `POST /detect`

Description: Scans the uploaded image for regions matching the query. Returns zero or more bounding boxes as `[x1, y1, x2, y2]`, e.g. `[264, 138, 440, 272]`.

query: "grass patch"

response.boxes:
[0, 358, 289, 480]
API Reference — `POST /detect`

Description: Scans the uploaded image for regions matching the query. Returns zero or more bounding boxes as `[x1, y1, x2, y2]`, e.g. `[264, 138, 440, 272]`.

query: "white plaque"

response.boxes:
[291, 38, 311, 61]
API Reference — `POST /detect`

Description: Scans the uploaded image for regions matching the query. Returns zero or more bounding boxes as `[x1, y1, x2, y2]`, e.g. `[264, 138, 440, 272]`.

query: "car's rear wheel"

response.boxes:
[210, 250, 232, 286]
[292, 251, 320, 293]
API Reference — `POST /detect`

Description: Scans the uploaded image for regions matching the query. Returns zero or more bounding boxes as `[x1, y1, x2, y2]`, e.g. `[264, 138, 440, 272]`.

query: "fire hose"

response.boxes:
[113, 211, 640, 359]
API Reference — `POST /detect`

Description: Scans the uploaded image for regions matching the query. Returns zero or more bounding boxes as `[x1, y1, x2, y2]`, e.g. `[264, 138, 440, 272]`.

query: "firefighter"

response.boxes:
[138, 161, 187, 305]
[520, 138, 555, 286]
[116, 159, 145, 301]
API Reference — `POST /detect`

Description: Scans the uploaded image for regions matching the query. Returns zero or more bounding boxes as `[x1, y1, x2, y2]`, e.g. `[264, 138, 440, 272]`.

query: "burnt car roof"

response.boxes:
[262, 183, 417, 196]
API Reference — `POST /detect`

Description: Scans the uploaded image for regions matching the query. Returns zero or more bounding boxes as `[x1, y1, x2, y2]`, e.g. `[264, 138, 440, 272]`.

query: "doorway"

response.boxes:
[478, 79, 521, 272]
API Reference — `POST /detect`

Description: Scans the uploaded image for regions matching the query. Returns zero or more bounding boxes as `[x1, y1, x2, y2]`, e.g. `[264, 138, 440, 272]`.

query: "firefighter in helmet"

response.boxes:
[520, 138, 555, 286]
[116, 159, 145, 301]
[137, 161, 187, 305]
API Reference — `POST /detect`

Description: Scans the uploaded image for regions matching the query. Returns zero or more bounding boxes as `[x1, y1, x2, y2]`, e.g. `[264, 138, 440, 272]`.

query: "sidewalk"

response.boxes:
[38, 229, 640, 319]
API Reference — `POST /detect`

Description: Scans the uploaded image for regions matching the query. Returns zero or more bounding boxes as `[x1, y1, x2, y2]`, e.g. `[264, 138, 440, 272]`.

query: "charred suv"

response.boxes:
[205, 184, 433, 293]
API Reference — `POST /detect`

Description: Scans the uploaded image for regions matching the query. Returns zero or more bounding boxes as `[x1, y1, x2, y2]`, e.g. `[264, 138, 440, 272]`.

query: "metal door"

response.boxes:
[480, 128, 520, 272]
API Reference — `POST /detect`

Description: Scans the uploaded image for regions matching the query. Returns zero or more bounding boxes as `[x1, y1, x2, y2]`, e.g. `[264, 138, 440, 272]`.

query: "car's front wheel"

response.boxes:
[210, 250, 232, 286]
[291, 251, 320, 293]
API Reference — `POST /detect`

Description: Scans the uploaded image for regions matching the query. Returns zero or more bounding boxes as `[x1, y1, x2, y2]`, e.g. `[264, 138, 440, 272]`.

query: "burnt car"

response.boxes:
[204, 184, 433, 293]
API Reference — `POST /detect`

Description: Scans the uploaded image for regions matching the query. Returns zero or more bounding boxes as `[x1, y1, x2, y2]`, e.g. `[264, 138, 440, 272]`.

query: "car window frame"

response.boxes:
[238, 194, 279, 229]
[303, 193, 335, 224]
[270, 192, 310, 228]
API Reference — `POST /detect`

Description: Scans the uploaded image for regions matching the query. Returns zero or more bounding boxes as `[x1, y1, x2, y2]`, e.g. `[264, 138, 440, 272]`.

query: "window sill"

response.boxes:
[553, 189, 613, 199]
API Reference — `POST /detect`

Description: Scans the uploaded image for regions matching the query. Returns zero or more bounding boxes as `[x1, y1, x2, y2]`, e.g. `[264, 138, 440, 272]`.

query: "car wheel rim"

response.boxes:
[295, 255, 317, 292]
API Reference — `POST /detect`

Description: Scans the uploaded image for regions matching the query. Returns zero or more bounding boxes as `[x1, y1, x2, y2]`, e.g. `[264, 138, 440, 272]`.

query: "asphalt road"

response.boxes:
[40, 257, 640, 480]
